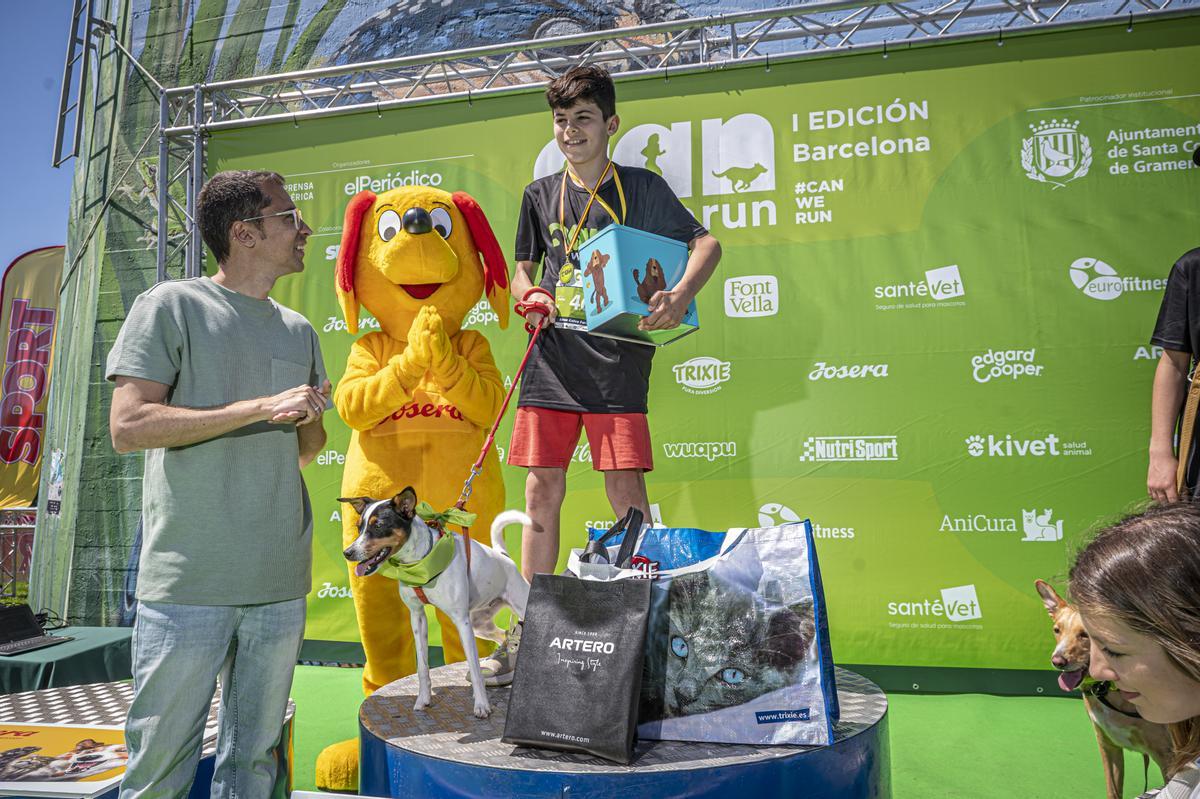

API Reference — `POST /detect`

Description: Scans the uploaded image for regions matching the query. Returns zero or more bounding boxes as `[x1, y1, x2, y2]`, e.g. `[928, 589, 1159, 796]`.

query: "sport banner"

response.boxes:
[208, 18, 1200, 675]
[0, 247, 62, 509]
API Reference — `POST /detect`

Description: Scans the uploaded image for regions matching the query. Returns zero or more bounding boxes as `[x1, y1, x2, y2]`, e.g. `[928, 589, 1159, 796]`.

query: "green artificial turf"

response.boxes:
[289, 664, 1166, 797]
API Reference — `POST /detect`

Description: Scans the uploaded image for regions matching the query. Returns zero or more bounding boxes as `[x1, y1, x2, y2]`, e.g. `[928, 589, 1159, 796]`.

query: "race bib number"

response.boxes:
[554, 255, 588, 331]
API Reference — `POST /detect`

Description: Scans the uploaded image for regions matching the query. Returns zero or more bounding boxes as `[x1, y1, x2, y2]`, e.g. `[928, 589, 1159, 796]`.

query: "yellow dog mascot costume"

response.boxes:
[315, 186, 510, 790]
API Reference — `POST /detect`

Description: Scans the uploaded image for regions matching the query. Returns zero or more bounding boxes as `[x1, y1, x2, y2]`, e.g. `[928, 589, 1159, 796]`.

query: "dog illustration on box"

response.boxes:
[584, 249, 611, 313]
[635, 257, 667, 304]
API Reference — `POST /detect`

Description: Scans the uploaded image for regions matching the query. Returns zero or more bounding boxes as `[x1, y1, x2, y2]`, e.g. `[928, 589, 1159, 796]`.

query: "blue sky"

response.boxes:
[0, 5, 77, 267]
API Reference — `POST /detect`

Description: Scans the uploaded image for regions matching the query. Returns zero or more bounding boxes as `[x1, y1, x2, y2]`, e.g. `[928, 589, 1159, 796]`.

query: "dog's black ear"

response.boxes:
[1035, 579, 1065, 617]
[338, 497, 371, 515]
[394, 487, 417, 520]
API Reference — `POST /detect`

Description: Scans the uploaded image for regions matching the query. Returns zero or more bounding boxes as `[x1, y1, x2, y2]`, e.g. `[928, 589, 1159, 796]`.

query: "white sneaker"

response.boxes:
[479, 621, 522, 687]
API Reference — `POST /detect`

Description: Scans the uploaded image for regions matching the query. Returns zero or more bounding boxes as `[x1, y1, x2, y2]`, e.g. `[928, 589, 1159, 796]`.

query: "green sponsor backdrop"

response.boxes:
[209, 18, 1200, 674]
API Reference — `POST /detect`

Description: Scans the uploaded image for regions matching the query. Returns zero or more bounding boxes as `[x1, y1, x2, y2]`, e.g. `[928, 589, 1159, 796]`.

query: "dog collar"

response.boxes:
[1083, 680, 1143, 719]
[414, 501, 476, 529]
[377, 531, 456, 586]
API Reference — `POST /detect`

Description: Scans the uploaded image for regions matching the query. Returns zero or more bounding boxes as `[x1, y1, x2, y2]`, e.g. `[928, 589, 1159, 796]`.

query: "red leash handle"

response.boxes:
[514, 287, 554, 334]
[455, 321, 545, 510]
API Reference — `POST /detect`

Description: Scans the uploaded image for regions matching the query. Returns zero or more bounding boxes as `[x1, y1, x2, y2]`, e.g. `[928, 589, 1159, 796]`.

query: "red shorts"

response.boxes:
[507, 406, 653, 472]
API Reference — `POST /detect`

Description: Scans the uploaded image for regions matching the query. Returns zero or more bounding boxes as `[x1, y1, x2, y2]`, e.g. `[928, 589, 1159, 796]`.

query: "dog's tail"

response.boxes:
[490, 510, 530, 561]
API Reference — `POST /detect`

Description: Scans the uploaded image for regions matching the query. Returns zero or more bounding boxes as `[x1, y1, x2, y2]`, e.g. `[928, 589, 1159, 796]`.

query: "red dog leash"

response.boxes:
[410, 289, 552, 606]
[453, 286, 552, 513]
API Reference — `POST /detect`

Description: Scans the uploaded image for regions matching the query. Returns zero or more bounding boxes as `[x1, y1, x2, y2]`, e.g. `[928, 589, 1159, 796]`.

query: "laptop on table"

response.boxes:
[0, 604, 73, 656]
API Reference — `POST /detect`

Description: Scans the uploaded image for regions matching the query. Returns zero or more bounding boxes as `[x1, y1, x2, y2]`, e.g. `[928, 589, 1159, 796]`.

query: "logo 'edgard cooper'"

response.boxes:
[801, 435, 898, 463]
[674, 357, 731, 395]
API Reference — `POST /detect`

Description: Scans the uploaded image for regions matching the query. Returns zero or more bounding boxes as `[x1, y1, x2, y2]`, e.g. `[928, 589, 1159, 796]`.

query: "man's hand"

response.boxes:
[267, 384, 327, 424]
[638, 289, 690, 331]
[1148, 450, 1180, 504]
[295, 379, 332, 426]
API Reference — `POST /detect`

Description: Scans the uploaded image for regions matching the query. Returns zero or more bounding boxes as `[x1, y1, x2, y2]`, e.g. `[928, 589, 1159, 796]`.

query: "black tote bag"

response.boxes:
[502, 572, 651, 764]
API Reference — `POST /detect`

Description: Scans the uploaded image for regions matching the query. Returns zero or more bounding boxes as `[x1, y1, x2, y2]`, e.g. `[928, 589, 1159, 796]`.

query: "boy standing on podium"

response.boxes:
[481, 65, 721, 683]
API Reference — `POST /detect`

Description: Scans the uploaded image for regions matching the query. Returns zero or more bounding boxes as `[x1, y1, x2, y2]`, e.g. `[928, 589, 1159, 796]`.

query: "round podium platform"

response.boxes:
[359, 663, 889, 798]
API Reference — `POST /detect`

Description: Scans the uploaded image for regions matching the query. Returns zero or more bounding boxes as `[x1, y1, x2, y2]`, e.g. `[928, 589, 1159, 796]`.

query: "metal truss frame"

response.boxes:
[84, 0, 1194, 279]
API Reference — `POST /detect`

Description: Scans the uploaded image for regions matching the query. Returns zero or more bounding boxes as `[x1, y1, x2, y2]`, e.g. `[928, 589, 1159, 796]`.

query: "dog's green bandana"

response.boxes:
[376, 503, 477, 585]
[414, 502, 477, 529]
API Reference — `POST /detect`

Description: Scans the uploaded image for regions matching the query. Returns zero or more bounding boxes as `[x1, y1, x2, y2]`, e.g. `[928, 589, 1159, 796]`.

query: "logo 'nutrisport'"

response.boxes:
[940, 509, 1065, 542]
[1021, 119, 1091, 189]
[534, 113, 778, 230]
[873, 265, 965, 311]
[800, 436, 898, 463]
[888, 584, 982, 622]
[725, 275, 779, 317]
[971, 349, 1043, 383]
[673, 357, 730, 395]
[965, 433, 1091, 458]
[1069, 257, 1167, 301]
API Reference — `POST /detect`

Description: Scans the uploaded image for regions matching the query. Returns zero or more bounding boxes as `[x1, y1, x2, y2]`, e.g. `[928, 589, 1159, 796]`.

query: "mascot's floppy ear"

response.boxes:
[451, 191, 510, 330]
[336, 190, 377, 335]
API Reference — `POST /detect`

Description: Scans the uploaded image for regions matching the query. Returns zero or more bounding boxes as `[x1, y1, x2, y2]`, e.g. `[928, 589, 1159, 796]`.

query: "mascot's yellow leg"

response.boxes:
[314, 737, 359, 792]
[315, 517, 422, 791]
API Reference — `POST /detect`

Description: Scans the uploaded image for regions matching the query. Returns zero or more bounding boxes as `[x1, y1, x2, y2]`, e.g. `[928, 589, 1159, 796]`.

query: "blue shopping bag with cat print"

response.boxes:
[582, 524, 726, 575]
[637, 522, 838, 746]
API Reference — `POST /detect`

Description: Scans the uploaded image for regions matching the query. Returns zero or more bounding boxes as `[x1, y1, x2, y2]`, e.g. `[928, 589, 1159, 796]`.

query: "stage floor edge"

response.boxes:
[359, 663, 890, 798]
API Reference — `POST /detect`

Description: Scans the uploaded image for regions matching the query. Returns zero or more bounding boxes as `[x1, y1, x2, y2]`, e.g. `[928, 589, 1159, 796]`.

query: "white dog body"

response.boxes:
[345, 499, 530, 719]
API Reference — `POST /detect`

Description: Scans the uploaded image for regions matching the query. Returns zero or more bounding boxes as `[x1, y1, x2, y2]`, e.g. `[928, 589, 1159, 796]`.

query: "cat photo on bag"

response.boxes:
[640, 570, 816, 722]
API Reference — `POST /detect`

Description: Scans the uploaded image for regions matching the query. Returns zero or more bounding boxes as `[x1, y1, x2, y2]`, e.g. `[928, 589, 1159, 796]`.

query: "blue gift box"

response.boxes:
[576, 224, 699, 347]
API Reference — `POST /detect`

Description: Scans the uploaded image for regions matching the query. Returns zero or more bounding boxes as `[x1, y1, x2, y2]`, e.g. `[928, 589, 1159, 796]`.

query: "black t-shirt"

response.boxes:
[514, 164, 708, 413]
[1150, 246, 1200, 490]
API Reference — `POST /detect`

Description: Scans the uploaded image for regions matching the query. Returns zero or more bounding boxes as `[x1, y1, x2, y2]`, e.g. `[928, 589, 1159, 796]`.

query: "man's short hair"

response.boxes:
[197, 170, 285, 263]
[545, 66, 616, 119]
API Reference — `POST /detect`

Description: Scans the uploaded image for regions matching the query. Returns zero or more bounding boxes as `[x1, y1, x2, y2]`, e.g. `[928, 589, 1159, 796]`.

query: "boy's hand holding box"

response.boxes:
[576, 224, 699, 347]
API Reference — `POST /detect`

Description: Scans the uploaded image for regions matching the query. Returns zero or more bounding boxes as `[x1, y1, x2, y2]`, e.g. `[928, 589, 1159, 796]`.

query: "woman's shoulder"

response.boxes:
[1137, 763, 1200, 799]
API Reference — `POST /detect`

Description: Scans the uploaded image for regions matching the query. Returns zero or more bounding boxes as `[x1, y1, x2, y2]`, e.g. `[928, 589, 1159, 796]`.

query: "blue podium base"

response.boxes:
[359, 663, 889, 799]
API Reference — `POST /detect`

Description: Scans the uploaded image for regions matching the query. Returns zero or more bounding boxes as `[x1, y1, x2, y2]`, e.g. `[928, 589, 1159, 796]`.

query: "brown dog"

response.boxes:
[635, 257, 667, 304]
[584, 250, 611, 313]
[1035, 580, 1174, 799]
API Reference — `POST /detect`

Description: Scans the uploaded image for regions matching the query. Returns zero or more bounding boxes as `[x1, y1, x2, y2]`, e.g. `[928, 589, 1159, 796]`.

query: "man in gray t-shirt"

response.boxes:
[106, 170, 329, 799]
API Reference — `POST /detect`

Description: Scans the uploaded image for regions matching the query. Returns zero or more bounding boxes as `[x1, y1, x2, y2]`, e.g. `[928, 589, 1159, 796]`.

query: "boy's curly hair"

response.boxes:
[545, 66, 616, 119]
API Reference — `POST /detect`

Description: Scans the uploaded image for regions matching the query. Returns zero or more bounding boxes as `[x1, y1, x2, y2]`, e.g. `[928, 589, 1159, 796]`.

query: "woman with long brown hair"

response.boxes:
[1071, 502, 1200, 798]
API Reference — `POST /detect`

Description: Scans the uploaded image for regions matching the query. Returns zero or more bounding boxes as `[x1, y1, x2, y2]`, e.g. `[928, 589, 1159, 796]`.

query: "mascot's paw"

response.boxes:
[427, 312, 456, 373]
[315, 738, 359, 792]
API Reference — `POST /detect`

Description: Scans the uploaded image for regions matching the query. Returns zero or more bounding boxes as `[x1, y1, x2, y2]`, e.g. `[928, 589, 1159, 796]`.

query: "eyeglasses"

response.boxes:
[242, 207, 305, 230]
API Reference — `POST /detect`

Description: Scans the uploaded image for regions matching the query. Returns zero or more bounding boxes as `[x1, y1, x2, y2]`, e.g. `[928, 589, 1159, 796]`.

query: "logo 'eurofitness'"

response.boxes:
[1069, 257, 1167, 301]
[533, 114, 776, 199]
[1021, 119, 1092, 189]
[758, 502, 802, 527]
